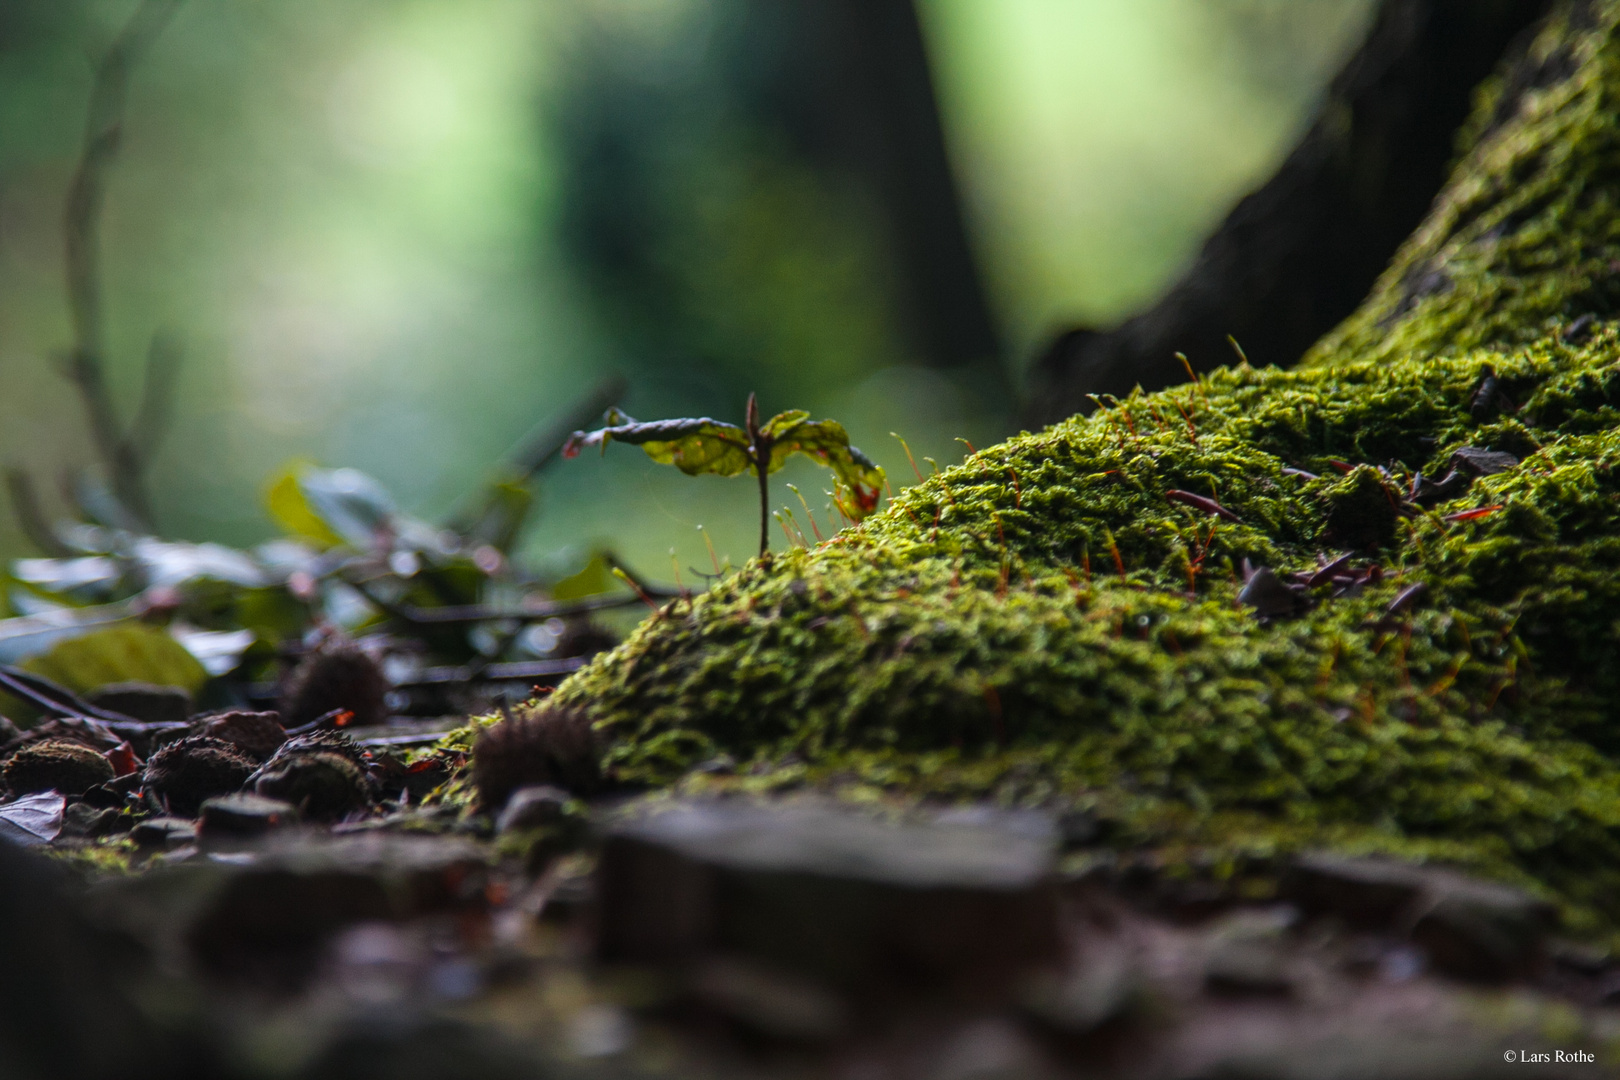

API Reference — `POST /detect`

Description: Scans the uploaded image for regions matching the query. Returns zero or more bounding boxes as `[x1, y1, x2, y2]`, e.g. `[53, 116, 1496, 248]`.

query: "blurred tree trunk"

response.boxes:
[760, 0, 1002, 373]
[551, 0, 1003, 412]
[1026, 0, 1552, 425]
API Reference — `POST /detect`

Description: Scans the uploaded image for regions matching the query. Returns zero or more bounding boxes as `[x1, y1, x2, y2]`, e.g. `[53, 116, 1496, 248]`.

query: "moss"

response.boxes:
[1306, 1, 1620, 370]
[46, 837, 138, 878]
[544, 328, 1620, 932]
[538, 2, 1620, 934]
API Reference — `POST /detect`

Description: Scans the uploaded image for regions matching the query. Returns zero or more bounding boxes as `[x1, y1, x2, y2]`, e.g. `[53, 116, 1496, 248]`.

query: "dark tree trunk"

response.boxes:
[1025, 0, 1551, 425]
[776, 0, 1002, 372]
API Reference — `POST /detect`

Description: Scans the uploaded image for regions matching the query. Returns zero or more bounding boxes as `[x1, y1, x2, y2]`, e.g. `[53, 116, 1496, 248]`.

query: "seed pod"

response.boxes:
[190, 710, 286, 763]
[252, 752, 371, 822]
[279, 639, 390, 730]
[1, 738, 115, 797]
[472, 703, 601, 811]
[143, 736, 256, 817]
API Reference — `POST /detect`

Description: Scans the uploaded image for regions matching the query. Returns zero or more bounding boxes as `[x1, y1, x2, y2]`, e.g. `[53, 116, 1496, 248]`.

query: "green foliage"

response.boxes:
[565, 396, 885, 555]
[565, 402, 884, 513]
[23, 624, 207, 694]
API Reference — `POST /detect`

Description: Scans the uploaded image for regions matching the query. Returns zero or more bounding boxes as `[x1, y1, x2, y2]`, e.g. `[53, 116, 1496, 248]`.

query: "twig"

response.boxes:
[344, 577, 675, 627]
[3, 468, 72, 555]
[62, 0, 184, 530]
[445, 376, 628, 535]
[0, 663, 137, 724]
[128, 329, 183, 457]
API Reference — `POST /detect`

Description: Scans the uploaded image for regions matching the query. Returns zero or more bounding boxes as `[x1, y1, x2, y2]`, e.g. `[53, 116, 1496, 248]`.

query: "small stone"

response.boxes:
[197, 792, 298, 843]
[1238, 567, 1306, 619]
[595, 799, 1061, 999]
[1285, 852, 1555, 982]
[1, 738, 115, 797]
[1450, 446, 1519, 476]
[130, 816, 197, 850]
[686, 957, 849, 1042]
[84, 681, 193, 725]
[143, 736, 257, 817]
[182, 832, 488, 989]
[79, 773, 142, 811]
[1410, 878, 1555, 983]
[1409, 468, 1471, 506]
[1204, 940, 1294, 998]
[59, 801, 123, 839]
[1283, 853, 1429, 928]
[496, 785, 571, 835]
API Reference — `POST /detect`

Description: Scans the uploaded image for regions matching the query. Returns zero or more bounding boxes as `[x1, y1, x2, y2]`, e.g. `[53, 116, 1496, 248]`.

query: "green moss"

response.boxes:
[1306, 2, 1620, 369]
[547, 329, 1620, 931]
[47, 838, 138, 878]
[535, 2, 1620, 933]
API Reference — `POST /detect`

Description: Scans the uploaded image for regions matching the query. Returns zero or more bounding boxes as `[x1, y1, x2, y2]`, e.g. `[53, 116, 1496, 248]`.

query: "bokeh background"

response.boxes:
[0, 0, 1373, 581]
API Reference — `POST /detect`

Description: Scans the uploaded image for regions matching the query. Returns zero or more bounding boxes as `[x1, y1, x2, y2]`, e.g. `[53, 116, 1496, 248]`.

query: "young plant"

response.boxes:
[563, 393, 884, 557]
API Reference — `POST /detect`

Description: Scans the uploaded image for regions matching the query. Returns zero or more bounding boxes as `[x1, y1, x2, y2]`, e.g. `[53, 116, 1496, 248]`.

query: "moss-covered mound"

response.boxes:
[556, 334, 1620, 925]
[544, 1, 1620, 931]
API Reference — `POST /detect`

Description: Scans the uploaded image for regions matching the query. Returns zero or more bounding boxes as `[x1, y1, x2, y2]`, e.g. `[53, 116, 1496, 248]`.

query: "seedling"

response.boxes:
[564, 393, 884, 558]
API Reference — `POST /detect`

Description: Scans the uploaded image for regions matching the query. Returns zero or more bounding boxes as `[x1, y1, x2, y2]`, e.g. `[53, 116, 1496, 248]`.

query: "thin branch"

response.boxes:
[61, 0, 183, 531]
[3, 469, 73, 556]
[344, 576, 677, 628]
[0, 663, 138, 724]
[508, 375, 628, 480]
[444, 376, 628, 537]
[127, 328, 183, 456]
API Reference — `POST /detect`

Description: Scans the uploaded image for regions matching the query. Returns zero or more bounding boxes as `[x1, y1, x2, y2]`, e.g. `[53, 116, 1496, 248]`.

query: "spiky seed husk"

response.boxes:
[265, 730, 371, 769]
[279, 639, 390, 729]
[472, 703, 601, 810]
[190, 710, 286, 762]
[143, 735, 256, 817]
[252, 752, 371, 822]
[1, 738, 114, 796]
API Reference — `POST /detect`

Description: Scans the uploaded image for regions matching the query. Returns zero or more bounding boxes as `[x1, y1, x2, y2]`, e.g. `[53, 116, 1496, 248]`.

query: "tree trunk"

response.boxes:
[1026, 0, 1551, 425]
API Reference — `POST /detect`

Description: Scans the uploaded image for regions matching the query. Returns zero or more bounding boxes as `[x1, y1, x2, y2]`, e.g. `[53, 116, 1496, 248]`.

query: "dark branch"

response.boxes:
[61, 0, 183, 530]
[3, 469, 73, 556]
[344, 577, 677, 628]
[127, 329, 183, 457]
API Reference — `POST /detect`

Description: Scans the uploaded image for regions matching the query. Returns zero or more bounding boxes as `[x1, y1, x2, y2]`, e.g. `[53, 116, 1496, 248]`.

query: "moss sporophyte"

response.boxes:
[524, 2, 1620, 933]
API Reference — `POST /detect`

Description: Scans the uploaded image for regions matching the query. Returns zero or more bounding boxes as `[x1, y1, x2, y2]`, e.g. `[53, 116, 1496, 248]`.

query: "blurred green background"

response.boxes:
[0, 0, 1372, 581]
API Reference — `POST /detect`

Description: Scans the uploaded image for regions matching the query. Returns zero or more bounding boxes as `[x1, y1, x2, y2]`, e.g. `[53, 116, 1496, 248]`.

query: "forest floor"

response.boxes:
[7, 708, 1620, 1080]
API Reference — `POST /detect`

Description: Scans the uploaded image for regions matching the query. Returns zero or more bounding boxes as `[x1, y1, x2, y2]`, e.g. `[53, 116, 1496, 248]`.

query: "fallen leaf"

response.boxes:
[0, 791, 66, 846]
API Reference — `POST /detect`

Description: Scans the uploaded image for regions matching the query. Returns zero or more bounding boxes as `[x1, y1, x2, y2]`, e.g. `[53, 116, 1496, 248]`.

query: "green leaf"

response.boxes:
[566, 417, 753, 477]
[551, 551, 616, 601]
[297, 466, 398, 547]
[22, 624, 208, 695]
[265, 461, 345, 548]
[759, 410, 810, 438]
[763, 418, 886, 521]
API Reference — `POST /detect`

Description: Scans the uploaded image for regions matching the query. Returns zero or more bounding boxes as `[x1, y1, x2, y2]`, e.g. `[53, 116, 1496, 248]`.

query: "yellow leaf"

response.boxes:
[264, 461, 344, 547]
[23, 625, 208, 695]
